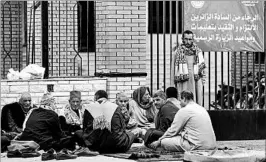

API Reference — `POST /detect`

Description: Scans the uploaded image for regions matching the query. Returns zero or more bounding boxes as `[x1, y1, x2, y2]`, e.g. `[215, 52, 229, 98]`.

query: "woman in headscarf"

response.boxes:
[129, 86, 158, 130]
[82, 90, 137, 153]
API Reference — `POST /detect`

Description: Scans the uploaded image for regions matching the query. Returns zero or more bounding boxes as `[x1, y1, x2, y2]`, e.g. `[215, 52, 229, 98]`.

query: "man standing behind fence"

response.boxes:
[171, 30, 206, 106]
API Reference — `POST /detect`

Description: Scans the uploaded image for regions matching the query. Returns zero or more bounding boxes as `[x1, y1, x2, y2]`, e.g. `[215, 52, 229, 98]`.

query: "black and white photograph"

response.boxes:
[1, 1, 266, 162]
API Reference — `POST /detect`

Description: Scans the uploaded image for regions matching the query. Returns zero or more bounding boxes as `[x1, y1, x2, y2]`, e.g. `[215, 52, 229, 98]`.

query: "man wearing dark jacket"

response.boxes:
[144, 90, 179, 147]
[1, 92, 36, 134]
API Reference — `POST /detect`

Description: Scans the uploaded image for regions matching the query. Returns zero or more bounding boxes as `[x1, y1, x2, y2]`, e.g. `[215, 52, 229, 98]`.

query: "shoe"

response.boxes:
[22, 151, 41, 158]
[73, 147, 99, 157]
[7, 150, 22, 158]
[41, 149, 56, 161]
[56, 148, 77, 160]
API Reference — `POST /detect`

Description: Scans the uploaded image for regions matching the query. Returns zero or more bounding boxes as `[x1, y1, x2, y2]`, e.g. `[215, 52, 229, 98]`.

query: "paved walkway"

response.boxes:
[1, 140, 265, 162]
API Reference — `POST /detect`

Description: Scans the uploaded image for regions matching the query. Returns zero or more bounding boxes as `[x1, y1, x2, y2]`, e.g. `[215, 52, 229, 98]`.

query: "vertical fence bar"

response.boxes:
[245, 52, 249, 109]
[227, 52, 230, 109]
[252, 52, 255, 109]
[94, 1, 97, 76]
[215, 52, 217, 109]
[22, 1, 28, 66]
[150, 2, 153, 94]
[176, 1, 179, 89]
[51, 1, 53, 76]
[221, 52, 224, 109]
[264, 1, 266, 109]
[66, 1, 68, 75]
[73, 3, 76, 75]
[28, 4, 32, 64]
[156, 1, 160, 90]
[258, 51, 262, 107]
[202, 52, 205, 106]
[234, 52, 237, 109]
[240, 52, 243, 109]
[163, 2, 166, 91]
[208, 52, 211, 110]
[170, 1, 173, 87]
[58, 1, 61, 76]
[18, 2, 21, 71]
[32, 1, 36, 63]
[41, 1, 49, 78]
[87, 1, 90, 76]
[181, 1, 184, 32]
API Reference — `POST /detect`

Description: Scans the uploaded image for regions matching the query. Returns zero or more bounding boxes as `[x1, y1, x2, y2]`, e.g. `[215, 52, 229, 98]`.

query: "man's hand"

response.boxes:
[149, 140, 160, 150]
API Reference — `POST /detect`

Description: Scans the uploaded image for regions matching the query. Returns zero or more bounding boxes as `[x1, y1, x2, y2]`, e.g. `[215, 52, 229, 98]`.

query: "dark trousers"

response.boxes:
[144, 128, 164, 147]
[1, 136, 11, 152]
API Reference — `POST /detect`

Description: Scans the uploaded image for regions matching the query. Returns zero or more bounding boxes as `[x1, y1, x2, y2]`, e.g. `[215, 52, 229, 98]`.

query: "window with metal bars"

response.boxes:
[78, 1, 95, 52]
[148, 1, 182, 34]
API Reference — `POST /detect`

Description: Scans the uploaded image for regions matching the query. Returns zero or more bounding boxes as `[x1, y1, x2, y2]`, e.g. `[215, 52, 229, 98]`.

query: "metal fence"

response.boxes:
[1, 1, 96, 78]
[1, 1, 266, 109]
[147, 1, 266, 109]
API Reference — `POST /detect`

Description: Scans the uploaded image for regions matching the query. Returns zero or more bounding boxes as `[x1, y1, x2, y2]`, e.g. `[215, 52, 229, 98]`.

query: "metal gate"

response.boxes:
[147, 1, 266, 109]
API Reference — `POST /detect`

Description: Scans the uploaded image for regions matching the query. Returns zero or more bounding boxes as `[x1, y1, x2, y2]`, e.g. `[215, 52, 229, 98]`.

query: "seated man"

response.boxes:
[116, 92, 144, 140]
[18, 93, 76, 152]
[1, 92, 36, 134]
[150, 90, 217, 152]
[60, 91, 85, 135]
[116, 92, 138, 129]
[82, 90, 137, 153]
[166, 87, 181, 109]
[144, 90, 179, 147]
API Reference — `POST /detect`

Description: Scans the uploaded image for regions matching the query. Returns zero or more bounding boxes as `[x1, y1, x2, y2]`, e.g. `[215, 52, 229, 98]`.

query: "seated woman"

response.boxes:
[82, 90, 137, 153]
[129, 87, 157, 130]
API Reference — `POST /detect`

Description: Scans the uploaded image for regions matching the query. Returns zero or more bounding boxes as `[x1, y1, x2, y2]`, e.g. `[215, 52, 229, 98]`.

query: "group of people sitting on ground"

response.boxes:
[1, 86, 217, 160]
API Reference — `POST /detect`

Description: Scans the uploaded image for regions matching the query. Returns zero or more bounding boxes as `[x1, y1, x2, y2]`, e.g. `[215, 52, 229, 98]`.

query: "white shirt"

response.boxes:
[159, 102, 216, 150]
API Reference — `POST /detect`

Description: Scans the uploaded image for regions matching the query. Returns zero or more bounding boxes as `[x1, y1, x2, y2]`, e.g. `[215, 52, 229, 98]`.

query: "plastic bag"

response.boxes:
[7, 68, 20, 80]
[20, 64, 45, 80]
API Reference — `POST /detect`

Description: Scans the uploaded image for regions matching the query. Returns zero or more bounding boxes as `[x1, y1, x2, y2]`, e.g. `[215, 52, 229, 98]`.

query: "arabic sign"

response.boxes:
[184, 1, 264, 52]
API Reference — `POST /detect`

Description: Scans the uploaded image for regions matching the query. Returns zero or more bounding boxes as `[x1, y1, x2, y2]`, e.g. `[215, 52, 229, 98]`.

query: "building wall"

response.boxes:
[1, 78, 106, 113]
[95, 1, 146, 73]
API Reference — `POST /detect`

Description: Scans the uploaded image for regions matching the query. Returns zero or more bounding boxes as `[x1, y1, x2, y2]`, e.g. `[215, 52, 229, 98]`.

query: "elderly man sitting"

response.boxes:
[60, 91, 85, 135]
[82, 90, 137, 153]
[1, 92, 37, 135]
